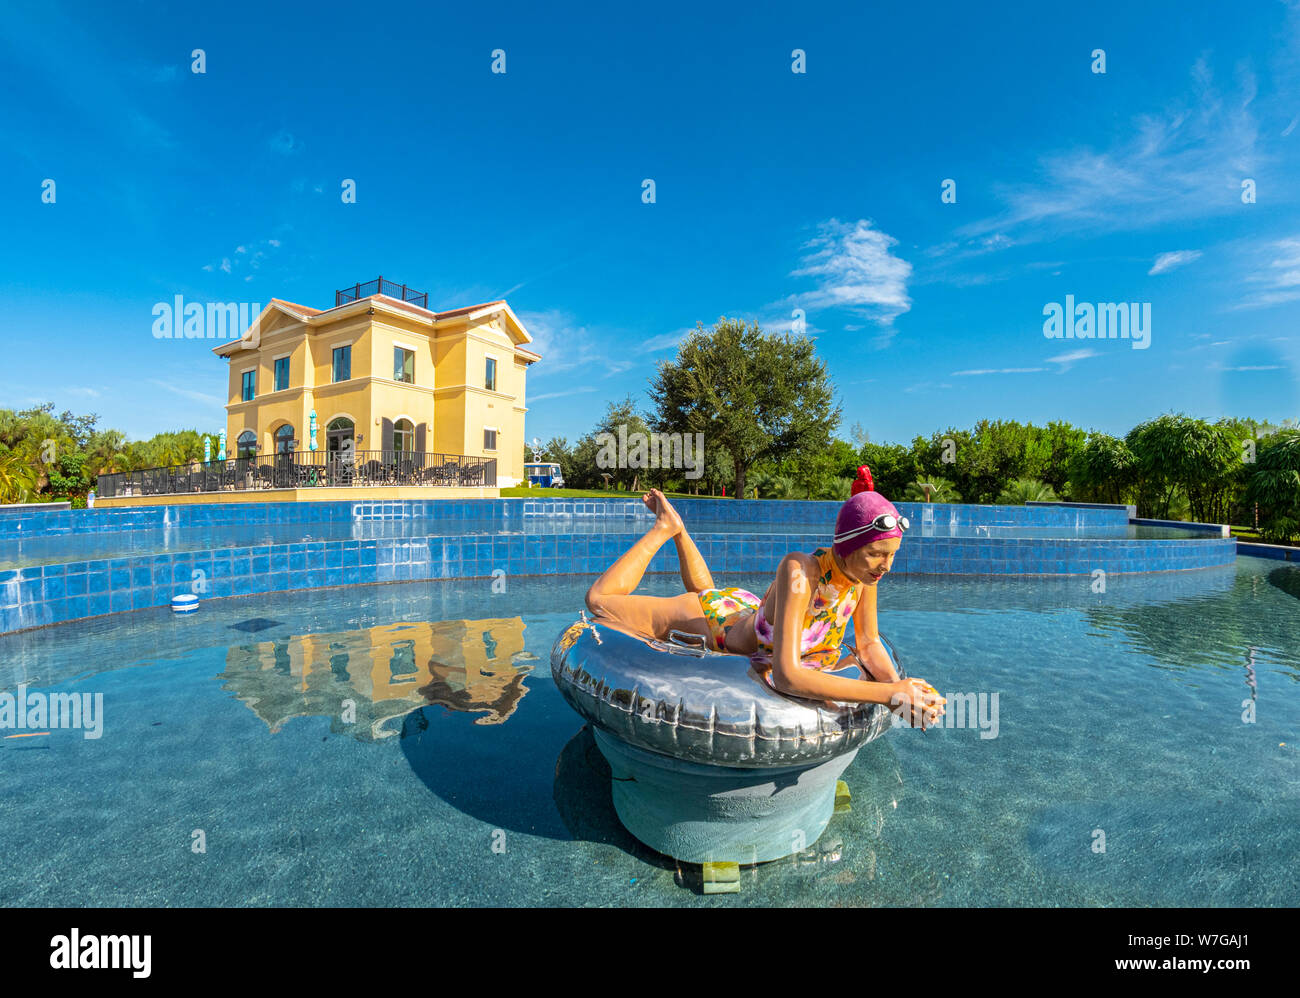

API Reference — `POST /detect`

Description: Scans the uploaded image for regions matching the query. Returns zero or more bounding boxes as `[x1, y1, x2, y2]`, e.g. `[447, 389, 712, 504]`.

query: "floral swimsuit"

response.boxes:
[696, 546, 860, 671]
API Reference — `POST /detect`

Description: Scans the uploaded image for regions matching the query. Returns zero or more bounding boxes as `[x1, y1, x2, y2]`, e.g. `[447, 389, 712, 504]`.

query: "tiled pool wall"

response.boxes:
[0, 496, 1143, 536]
[0, 498, 1237, 634]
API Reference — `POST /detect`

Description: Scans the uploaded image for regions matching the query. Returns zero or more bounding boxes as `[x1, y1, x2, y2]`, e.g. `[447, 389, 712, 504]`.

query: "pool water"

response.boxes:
[0, 556, 1294, 906]
[0, 517, 1215, 570]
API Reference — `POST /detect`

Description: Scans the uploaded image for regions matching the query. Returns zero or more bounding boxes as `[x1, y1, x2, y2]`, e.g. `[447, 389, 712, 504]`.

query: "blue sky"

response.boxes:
[1, 0, 1297, 447]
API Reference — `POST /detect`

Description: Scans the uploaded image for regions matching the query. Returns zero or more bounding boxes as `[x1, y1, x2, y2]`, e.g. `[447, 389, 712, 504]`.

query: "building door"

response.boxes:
[326, 417, 355, 457]
[275, 424, 297, 454]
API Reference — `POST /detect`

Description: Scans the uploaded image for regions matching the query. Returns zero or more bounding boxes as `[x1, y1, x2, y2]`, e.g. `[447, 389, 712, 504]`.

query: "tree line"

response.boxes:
[0, 404, 216, 508]
[525, 319, 1300, 542]
[4, 318, 1297, 542]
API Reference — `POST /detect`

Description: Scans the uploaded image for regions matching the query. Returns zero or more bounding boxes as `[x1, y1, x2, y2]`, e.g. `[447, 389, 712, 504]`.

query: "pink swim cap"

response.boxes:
[833, 490, 904, 558]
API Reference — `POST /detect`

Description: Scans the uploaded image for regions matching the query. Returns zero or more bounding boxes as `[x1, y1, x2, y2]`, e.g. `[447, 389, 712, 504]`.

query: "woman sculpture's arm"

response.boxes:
[851, 583, 900, 682]
[765, 554, 941, 725]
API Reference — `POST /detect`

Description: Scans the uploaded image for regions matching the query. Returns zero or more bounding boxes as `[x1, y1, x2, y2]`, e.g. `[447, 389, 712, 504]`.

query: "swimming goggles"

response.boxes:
[833, 513, 910, 544]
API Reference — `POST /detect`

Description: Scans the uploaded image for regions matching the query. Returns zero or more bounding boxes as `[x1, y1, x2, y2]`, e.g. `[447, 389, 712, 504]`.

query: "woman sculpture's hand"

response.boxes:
[889, 678, 946, 729]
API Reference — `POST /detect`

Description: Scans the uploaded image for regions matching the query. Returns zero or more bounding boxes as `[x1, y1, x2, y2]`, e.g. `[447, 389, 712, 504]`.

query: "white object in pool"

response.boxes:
[171, 593, 200, 614]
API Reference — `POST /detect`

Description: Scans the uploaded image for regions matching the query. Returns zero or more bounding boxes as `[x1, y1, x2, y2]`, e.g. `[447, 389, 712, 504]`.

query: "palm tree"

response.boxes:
[0, 447, 38, 504]
[904, 475, 961, 503]
[996, 478, 1058, 504]
[86, 430, 130, 476]
[825, 475, 855, 500]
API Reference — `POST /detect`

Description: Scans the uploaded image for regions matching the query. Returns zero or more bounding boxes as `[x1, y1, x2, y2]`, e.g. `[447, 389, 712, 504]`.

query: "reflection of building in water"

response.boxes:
[219, 617, 537, 740]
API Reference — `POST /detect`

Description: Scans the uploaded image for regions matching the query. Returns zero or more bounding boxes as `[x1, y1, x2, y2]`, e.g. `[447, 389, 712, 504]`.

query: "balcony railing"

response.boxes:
[96, 451, 497, 498]
[336, 276, 429, 310]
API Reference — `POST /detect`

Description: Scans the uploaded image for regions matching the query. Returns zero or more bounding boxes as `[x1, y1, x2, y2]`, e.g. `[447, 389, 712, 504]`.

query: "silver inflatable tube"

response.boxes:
[550, 615, 906, 768]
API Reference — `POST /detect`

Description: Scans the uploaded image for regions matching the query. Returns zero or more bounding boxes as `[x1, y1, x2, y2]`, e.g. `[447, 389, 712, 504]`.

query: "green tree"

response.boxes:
[997, 478, 1058, 505]
[1126, 413, 1239, 521]
[777, 438, 858, 500]
[910, 428, 972, 498]
[0, 446, 38, 504]
[47, 452, 92, 504]
[650, 318, 840, 498]
[1069, 433, 1137, 505]
[1038, 421, 1089, 495]
[857, 441, 917, 500]
[904, 475, 962, 503]
[1244, 430, 1300, 542]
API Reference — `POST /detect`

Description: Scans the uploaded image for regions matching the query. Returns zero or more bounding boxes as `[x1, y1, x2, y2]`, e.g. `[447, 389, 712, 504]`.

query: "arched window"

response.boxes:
[275, 424, 296, 454]
[326, 417, 355, 455]
[236, 430, 257, 459]
[393, 418, 415, 454]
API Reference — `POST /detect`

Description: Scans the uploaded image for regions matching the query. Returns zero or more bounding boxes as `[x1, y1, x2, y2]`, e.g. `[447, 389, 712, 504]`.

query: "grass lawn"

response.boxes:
[1231, 527, 1298, 547]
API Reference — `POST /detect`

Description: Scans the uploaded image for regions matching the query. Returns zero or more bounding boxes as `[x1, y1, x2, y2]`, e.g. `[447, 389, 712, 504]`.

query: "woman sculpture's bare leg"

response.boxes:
[584, 489, 715, 642]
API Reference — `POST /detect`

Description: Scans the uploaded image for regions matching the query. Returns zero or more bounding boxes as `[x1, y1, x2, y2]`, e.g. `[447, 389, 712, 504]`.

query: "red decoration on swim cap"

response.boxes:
[851, 465, 874, 496]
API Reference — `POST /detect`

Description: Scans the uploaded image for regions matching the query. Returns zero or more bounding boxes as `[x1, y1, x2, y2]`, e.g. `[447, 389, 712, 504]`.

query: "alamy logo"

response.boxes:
[595, 424, 704, 480]
[890, 690, 999, 738]
[1042, 295, 1151, 350]
[152, 297, 262, 339]
[0, 685, 103, 739]
[50, 929, 151, 978]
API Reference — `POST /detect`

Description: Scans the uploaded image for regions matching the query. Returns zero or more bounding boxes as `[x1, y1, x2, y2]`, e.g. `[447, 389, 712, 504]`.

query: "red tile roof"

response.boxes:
[276, 292, 520, 328]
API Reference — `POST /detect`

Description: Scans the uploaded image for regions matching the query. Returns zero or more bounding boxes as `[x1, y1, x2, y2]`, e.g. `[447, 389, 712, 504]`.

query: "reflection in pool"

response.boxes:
[220, 618, 540, 740]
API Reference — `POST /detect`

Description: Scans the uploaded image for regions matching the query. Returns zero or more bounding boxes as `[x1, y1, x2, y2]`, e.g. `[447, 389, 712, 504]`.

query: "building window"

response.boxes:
[236, 430, 257, 460]
[275, 424, 296, 454]
[274, 357, 290, 392]
[484, 428, 497, 451]
[326, 417, 355, 457]
[394, 347, 415, 384]
[333, 345, 351, 383]
[241, 370, 256, 401]
[393, 418, 415, 454]
[485, 356, 497, 392]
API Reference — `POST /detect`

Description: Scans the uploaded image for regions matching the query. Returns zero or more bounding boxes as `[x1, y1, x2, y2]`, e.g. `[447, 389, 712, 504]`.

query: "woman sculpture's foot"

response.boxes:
[643, 488, 684, 536]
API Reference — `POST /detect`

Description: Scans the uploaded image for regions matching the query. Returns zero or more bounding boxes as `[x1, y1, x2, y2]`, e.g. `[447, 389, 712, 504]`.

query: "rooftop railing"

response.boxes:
[96, 450, 497, 498]
[336, 276, 429, 310]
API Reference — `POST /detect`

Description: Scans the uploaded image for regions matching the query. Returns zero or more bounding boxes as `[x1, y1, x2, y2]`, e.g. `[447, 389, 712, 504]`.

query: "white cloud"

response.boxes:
[1046, 349, 1100, 371]
[779, 219, 913, 338]
[636, 328, 693, 353]
[148, 380, 224, 407]
[1231, 235, 1300, 309]
[951, 367, 1046, 376]
[530, 386, 599, 402]
[205, 239, 282, 279]
[902, 381, 953, 393]
[516, 308, 639, 379]
[957, 55, 1268, 242]
[1149, 250, 1203, 275]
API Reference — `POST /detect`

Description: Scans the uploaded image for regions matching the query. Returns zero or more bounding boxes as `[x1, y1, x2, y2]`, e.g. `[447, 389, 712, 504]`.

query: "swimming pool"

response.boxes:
[1, 554, 1294, 906]
[0, 499, 1237, 633]
[0, 518, 1218, 571]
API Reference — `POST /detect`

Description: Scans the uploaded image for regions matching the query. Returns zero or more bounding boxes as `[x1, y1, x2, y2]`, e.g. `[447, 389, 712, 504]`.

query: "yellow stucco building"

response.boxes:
[212, 278, 540, 488]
